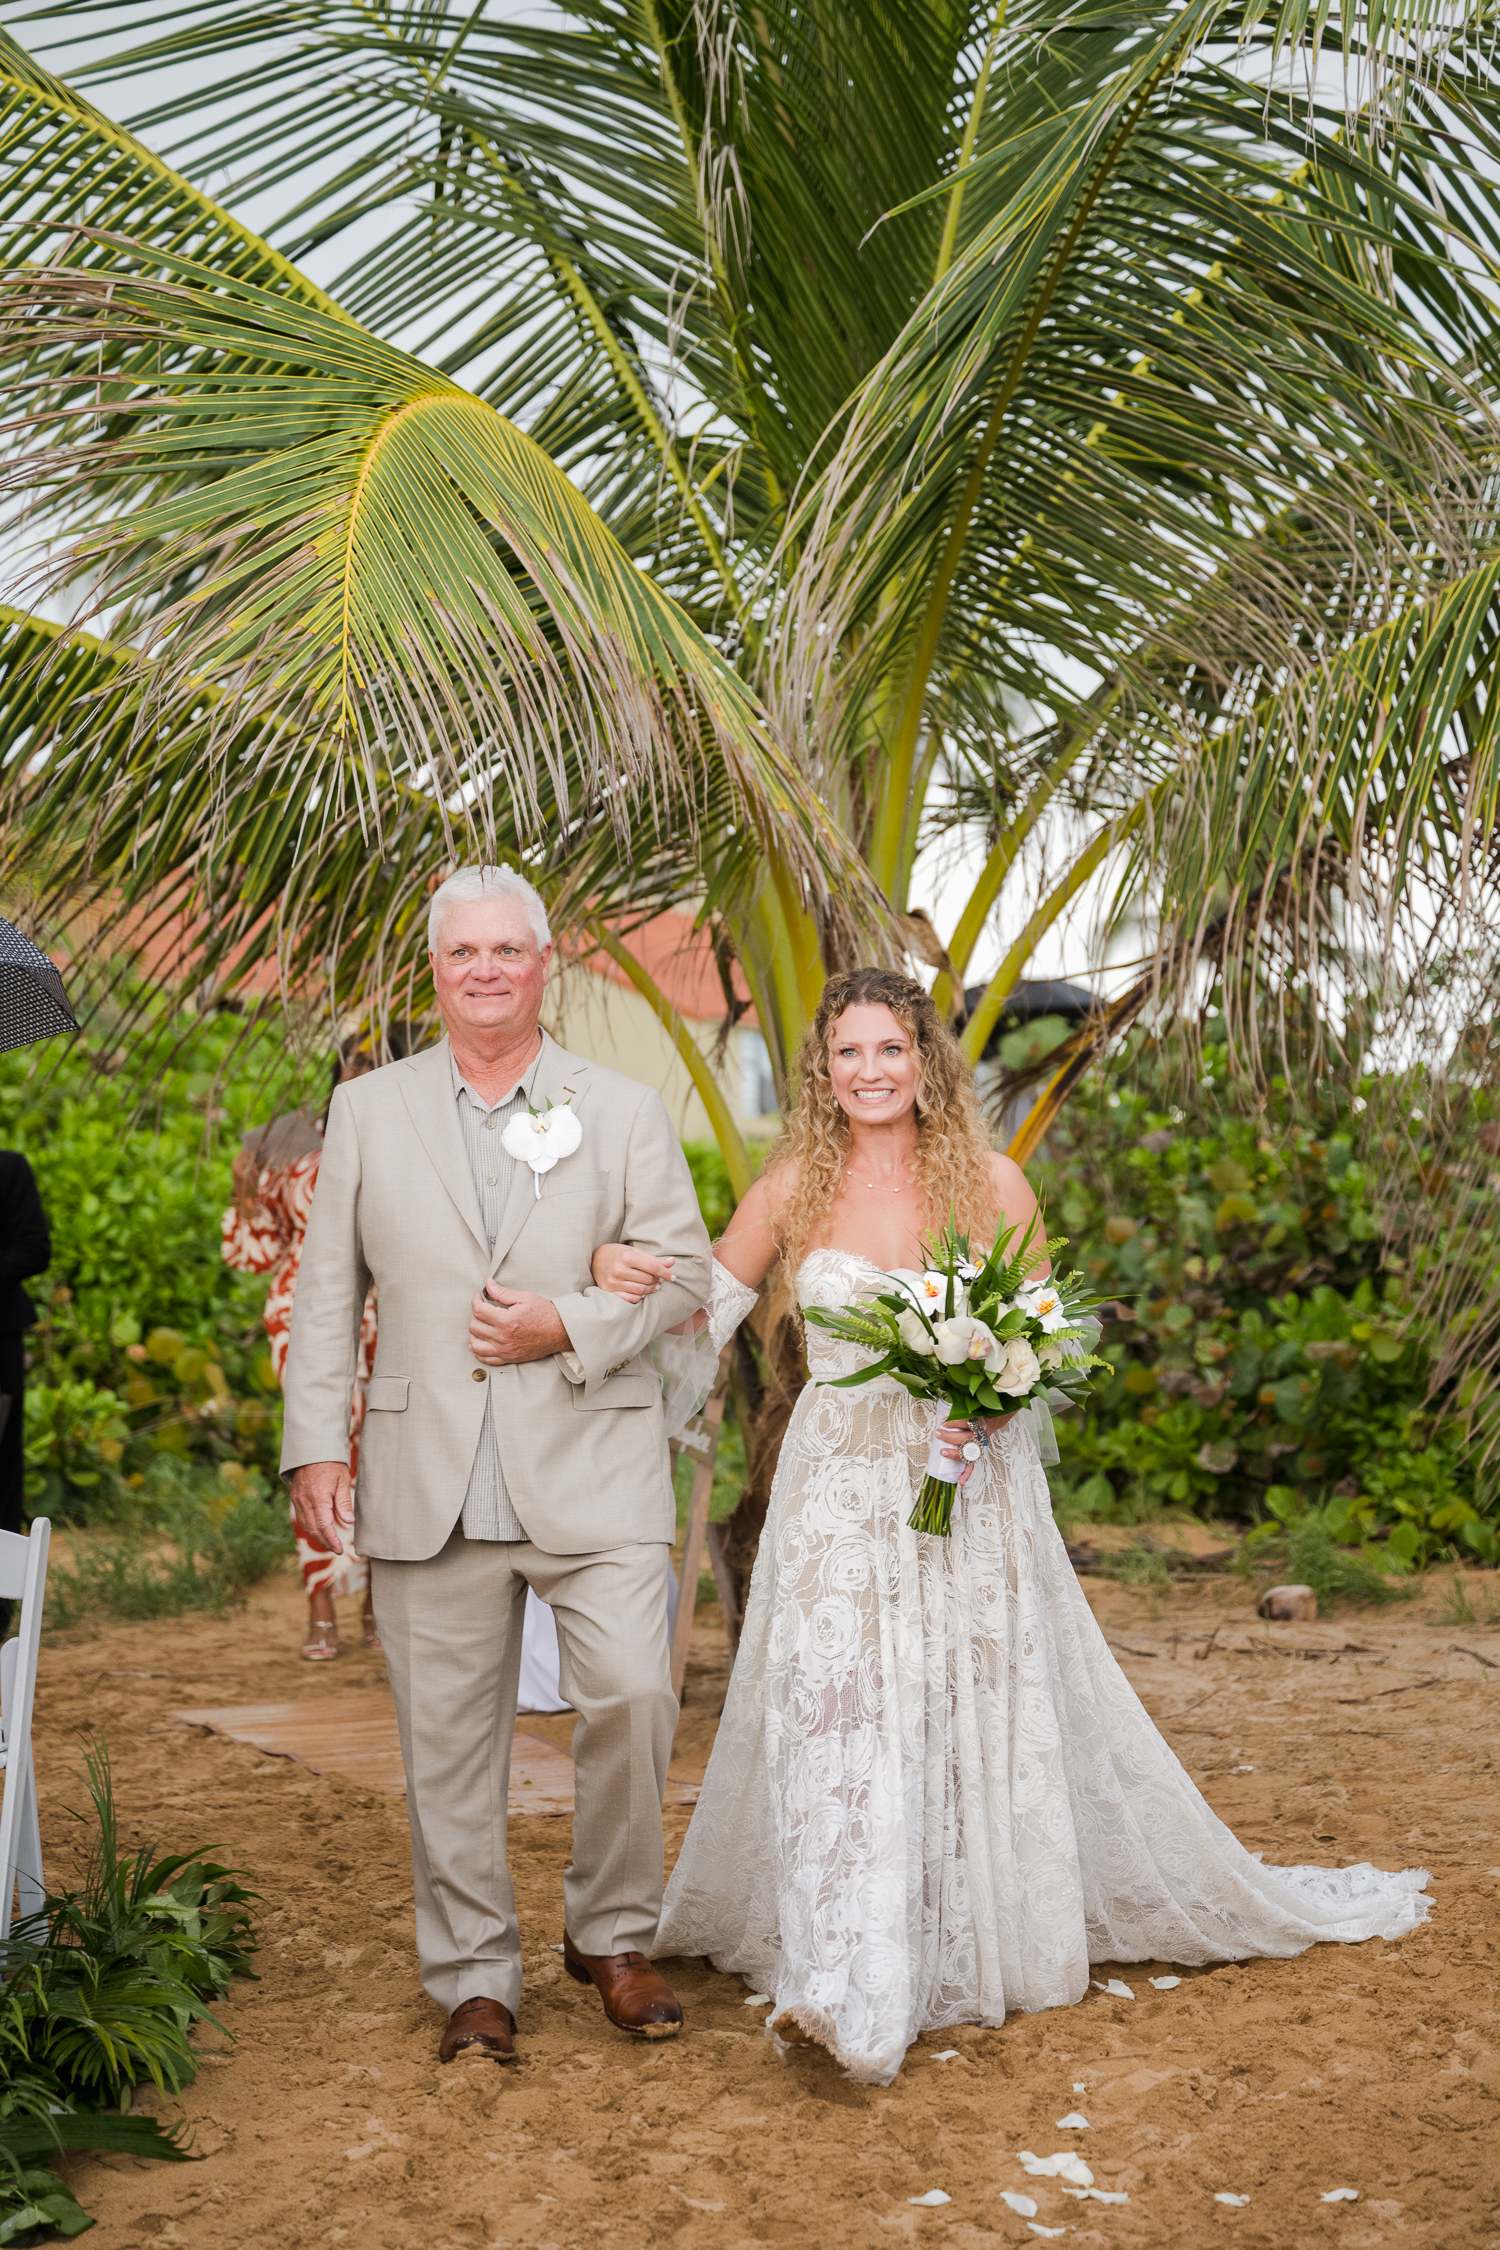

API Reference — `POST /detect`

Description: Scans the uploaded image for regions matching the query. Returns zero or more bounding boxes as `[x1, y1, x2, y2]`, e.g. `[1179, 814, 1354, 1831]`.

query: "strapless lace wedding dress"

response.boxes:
[654, 1248, 1431, 2084]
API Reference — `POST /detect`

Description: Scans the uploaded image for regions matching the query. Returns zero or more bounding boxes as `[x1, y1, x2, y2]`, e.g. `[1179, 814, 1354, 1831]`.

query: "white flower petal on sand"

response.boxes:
[908, 2190, 951, 2206]
[1054, 2113, 1090, 2129]
[932, 2049, 960, 2060]
[1062, 2187, 1130, 2205]
[1321, 2190, 1359, 2203]
[1072, 2082, 1086, 2093]
[1018, 2153, 1094, 2188]
[743, 1993, 771, 2005]
[1093, 1978, 1135, 1999]
[1028, 2227, 1068, 2240]
[1000, 2191, 1038, 2217]
[1215, 2193, 1251, 2207]
[1150, 1975, 1181, 1990]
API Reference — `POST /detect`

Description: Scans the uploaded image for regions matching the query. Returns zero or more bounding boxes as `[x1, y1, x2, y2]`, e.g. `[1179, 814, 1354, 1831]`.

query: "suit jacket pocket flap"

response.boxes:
[366, 1376, 410, 1412]
[571, 1375, 659, 1412]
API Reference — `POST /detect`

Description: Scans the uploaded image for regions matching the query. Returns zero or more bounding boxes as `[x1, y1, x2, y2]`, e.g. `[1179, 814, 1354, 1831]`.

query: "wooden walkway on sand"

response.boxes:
[173, 1691, 700, 1815]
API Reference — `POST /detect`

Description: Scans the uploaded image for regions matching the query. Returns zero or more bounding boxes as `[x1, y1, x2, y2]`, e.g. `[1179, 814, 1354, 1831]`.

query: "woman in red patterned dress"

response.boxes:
[222, 1053, 379, 1659]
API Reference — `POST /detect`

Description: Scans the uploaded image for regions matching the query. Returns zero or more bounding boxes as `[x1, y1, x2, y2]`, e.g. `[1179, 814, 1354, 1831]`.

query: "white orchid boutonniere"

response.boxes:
[501, 1097, 583, 1196]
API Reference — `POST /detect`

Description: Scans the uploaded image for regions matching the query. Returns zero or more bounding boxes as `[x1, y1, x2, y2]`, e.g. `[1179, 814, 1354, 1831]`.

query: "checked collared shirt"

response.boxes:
[452, 1037, 543, 1541]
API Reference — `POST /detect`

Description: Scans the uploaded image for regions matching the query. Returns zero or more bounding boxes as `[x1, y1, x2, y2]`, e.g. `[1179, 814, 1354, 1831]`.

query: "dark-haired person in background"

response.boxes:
[0, 1148, 49, 1635]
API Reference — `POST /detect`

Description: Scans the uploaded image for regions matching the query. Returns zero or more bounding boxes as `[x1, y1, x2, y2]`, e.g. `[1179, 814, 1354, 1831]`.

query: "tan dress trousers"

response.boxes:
[372, 1528, 677, 2017]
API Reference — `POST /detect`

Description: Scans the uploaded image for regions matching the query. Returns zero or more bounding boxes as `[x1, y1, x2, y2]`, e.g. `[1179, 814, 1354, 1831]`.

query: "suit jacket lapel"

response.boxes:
[396, 1039, 488, 1256]
[488, 1034, 594, 1276]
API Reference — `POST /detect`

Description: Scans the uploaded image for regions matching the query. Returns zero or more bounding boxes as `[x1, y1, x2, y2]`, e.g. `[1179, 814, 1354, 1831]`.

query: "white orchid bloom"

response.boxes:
[932, 1314, 1002, 1368]
[887, 1267, 968, 1317]
[1019, 1281, 1069, 1334]
[501, 1100, 583, 1177]
[896, 1308, 938, 1357]
[995, 1336, 1042, 1396]
[1038, 1333, 1086, 1371]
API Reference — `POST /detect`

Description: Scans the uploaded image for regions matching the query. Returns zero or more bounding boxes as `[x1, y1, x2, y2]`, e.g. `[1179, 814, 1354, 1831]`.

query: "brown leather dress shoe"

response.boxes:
[439, 1996, 517, 2064]
[562, 1931, 683, 2038]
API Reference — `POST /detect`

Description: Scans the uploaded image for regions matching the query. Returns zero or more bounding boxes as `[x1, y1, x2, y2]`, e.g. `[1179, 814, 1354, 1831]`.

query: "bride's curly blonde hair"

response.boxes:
[768, 967, 1000, 1273]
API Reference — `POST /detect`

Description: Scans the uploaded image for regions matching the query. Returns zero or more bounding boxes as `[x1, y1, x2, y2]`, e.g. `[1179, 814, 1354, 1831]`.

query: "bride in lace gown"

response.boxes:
[597, 968, 1431, 2086]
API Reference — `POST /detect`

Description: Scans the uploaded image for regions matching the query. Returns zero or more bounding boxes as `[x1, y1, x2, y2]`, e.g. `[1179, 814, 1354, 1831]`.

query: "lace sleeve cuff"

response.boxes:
[654, 1260, 758, 1441]
[706, 1259, 758, 1352]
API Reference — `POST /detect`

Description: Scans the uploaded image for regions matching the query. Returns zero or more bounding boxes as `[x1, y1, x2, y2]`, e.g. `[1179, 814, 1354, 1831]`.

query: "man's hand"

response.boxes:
[468, 1282, 570, 1366]
[290, 1460, 354, 1555]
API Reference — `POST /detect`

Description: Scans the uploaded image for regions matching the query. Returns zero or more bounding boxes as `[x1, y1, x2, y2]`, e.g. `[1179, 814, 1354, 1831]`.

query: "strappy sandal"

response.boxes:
[302, 1619, 339, 1661]
[361, 1611, 382, 1650]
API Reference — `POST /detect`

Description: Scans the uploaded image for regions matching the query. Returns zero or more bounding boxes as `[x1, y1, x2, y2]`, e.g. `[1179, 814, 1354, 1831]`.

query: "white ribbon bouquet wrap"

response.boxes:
[501, 1097, 583, 1195]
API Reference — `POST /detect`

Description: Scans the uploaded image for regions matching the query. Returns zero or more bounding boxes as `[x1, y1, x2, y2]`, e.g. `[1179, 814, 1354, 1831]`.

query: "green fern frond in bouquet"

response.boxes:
[805, 1212, 1107, 1535]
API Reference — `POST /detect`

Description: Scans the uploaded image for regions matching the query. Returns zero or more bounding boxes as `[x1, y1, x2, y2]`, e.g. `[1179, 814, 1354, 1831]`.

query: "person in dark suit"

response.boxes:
[0, 1152, 50, 1626]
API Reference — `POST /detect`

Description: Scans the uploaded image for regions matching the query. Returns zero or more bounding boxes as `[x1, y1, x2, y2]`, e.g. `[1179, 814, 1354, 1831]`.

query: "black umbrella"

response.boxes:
[0, 916, 80, 1053]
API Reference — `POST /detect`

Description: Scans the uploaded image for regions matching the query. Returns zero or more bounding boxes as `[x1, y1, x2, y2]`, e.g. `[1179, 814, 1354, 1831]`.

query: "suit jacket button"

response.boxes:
[471, 1367, 487, 1382]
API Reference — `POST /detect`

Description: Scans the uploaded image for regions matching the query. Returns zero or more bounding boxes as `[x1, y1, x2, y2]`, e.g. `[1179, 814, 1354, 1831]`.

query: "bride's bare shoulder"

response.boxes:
[987, 1151, 1040, 1220]
[729, 1158, 798, 1232]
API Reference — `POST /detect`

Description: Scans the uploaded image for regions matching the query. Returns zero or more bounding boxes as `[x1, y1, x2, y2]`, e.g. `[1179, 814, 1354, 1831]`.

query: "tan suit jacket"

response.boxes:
[280, 1032, 712, 1559]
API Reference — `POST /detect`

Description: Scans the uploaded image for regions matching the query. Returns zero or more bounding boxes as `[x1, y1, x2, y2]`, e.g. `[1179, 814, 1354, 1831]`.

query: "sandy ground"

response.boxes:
[20, 1546, 1500, 2250]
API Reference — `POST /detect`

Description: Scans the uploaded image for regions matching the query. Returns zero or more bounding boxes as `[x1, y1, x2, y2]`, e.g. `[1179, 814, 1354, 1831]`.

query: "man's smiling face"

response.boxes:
[429, 895, 552, 1044]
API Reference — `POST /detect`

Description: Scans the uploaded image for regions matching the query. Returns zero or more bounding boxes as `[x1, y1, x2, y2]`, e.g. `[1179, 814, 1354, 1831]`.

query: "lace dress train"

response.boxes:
[655, 1249, 1431, 2085]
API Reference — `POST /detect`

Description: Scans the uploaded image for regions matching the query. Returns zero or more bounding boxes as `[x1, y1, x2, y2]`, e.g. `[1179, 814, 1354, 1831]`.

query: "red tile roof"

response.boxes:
[572, 912, 755, 1025]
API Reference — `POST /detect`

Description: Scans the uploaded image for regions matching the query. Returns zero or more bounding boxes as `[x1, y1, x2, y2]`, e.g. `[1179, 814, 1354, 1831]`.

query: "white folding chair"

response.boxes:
[0, 1518, 50, 1941]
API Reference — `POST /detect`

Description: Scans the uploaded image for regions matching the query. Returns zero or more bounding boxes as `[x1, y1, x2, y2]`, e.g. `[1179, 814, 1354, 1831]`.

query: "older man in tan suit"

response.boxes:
[283, 864, 712, 2063]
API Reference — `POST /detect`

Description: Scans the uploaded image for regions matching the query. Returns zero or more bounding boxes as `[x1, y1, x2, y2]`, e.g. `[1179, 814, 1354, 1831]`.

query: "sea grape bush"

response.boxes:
[3, 997, 323, 1516]
[1032, 1029, 1498, 1566]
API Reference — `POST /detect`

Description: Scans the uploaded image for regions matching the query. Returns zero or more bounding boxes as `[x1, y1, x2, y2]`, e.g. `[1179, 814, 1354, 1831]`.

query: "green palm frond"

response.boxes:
[768, 0, 1500, 926]
[0, 25, 342, 309]
[0, 239, 875, 1010]
[5, 2, 1500, 1106]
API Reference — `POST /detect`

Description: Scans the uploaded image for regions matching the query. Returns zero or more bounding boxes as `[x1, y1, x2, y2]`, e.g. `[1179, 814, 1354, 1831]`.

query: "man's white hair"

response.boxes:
[427, 863, 552, 952]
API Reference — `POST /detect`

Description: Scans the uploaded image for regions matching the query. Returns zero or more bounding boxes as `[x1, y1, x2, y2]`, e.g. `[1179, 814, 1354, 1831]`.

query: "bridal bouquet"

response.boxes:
[804, 1216, 1104, 1536]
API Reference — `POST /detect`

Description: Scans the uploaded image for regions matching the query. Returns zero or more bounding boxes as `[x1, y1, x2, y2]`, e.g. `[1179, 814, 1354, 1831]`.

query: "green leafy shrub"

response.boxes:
[45, 1460, 293, 1627]
[4, 993, 324, 1514]
[1237, 1491, 1411, 1609]
[1034, 1028, 1500, 1564]
[0, 1745, 254, 2240]
[2, 1745, 257, 2105]
[0, 2115, 193, 2247]
[20, 1382, 132, 1520]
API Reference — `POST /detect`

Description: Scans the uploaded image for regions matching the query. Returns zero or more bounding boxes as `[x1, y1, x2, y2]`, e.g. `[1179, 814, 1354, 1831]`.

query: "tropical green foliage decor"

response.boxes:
[0, 1745, 255, 2242]
[1033, 1032, 1500, 1566]
[2, 1, 1500, 1204]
